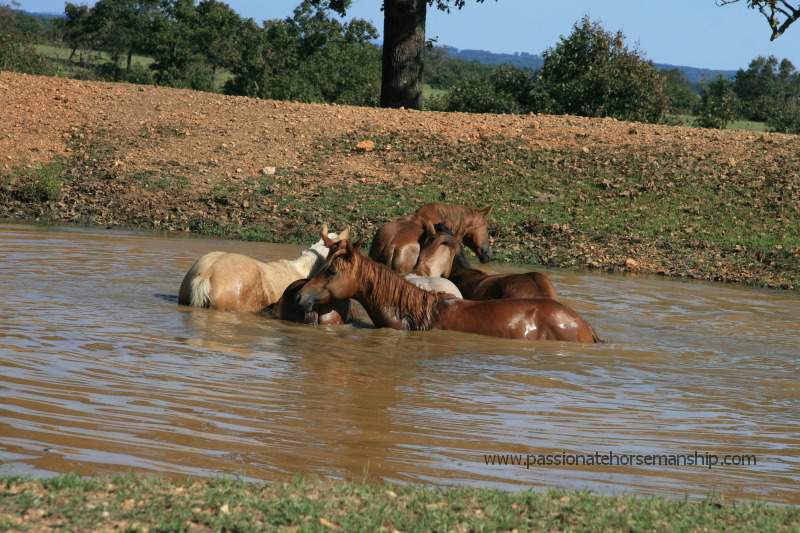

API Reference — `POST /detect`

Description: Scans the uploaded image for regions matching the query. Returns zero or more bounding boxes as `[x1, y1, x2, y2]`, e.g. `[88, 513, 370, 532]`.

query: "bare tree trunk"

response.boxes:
[380, 0, 426, 109]
[127, 50, 133, 72]
[68, 47, 77, 62]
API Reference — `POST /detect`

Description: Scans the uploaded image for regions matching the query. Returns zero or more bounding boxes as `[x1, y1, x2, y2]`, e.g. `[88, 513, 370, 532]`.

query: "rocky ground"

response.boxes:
[1, 72, 799, 289]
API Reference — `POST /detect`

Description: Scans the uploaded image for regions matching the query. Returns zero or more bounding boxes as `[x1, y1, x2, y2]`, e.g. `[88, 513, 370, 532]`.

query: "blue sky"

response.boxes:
[18, 0, 800, 70]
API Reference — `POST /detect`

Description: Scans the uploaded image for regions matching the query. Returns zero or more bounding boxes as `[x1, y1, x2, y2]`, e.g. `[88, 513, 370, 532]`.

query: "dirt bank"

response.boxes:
[1, 72, 799, 289]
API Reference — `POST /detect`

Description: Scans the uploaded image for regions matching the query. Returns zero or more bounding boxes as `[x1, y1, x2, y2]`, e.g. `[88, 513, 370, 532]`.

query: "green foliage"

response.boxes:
[663, 68, 699, 114]
[444, 65, 536, 114]
[7, 161, 64, 203]
[0, 4, 54, 74]
[423, 46, 494, 89]
[225, 1, 380, 106]
[696, 76, 737, 129]
[536, 17, 668, 123]
[767, 96, 800, 133]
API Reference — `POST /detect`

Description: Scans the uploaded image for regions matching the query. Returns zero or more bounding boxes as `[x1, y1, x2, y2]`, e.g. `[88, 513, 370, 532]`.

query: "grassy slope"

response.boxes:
[1, 73, 798, 290]
[1, 475, 798, 532]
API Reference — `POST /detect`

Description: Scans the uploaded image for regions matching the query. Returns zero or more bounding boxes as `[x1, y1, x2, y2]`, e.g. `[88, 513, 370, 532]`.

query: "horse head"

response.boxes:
[298, 225, 362, 311]
[462, 206, 494, 263]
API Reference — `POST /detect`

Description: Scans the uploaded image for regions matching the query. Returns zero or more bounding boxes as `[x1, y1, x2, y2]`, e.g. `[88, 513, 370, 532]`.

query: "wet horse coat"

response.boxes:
[448, 250, 559, 300]
[178, 235, 338, 312]
[300, 231, 600, 343]
[368, 203, 493, 274]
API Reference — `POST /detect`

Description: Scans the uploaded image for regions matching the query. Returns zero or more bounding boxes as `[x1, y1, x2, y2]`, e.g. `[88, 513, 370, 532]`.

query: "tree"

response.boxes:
[535, 17, 668, 123]
[718, 0, 800, 40]
[90, 0, 161, 76]
[193, 0, 243, 78]
[663, 69, 699, 115]
[312, 0, 493, 110]
[695, 76, 737, 129]
[225, 1, 380, 105]
[62, 3, 93, 62]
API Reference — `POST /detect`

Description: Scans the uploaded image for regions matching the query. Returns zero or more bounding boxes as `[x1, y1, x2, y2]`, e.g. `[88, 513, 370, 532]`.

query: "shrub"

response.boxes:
[695, 76, 737, 129]
[767, 96, 800, 133]
[10, 162, 64, 203]
[443, 65, 537, 114]
[536, 17, 668, 123]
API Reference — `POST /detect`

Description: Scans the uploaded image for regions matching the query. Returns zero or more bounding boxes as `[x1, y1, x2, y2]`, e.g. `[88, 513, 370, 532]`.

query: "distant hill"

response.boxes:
[441, 46, 736, 84]
[653, 63, 737, 84]
[442, 46, 543, 70]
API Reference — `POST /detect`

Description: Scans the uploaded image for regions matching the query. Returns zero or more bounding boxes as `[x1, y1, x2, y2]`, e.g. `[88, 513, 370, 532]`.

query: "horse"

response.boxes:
[274, 278, 352, 325]
[299, 227, 600, 343]
[402, 228, 463, 299]
[368, 203, 493, 274]
[448, 249, 559, 300]
[178, 231, 345, 312]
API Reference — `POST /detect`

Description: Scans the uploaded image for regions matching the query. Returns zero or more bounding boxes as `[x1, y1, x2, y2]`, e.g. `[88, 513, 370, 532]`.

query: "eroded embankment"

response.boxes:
[1, 72, 799, 289]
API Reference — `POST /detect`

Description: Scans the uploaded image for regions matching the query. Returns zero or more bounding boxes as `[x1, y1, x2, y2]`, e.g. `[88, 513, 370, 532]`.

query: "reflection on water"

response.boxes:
[0, 223, 798, 503]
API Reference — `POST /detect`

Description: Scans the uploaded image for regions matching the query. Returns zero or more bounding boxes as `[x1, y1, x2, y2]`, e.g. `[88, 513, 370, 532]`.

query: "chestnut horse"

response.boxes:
[449, 249, 559, 300]
[274, 278, 352, 325]
[368, 203, 493, 274]
[178, 231, 343, 312]
[299, 228, 600, 343]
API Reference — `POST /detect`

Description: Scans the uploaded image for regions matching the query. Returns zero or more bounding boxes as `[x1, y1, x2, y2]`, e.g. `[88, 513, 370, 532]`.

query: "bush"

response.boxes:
[695, 76, 737, 129]
[442, 65, 537, 114]
[535, 17, 668, 123]
[10, 162, 64, 203]
[767, 96, 800, 133]
[0, 31, 53, 75]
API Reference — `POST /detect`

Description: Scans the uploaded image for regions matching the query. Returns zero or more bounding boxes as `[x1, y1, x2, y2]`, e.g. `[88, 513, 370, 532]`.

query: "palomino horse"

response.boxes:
[448, 249, 559, 300]
[368, 203, 493, 274]
[274, 278, 352, 325]
[403, 229, 463, 299]
[178, 231, 345, 312]
[299, 228, 600, 343]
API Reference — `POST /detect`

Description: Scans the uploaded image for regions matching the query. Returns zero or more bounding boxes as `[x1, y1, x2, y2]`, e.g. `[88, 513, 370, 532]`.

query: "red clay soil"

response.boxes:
[1, 72, 799, 290]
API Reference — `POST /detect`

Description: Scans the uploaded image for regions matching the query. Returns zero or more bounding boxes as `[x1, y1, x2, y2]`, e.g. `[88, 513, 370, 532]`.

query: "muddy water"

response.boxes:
[0, 223, 798, 503]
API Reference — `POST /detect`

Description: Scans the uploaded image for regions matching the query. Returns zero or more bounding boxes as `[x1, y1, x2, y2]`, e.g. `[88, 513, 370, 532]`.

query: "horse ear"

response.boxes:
[320, 224, 335, 247]
[338, 227, 350, 242]
[478, 206, 492, 218]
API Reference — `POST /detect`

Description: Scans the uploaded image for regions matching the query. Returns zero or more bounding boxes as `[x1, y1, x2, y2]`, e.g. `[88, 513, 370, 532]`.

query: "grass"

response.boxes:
[670, 114, 768, 132]
[0, 475, 797, 532]
[1, 160, 65, 203]
[33, 44, 233, 90]
[2, 125, 797, 290]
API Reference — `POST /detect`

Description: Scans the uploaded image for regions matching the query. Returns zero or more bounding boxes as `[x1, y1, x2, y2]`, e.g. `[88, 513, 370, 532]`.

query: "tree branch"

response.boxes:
[717, 0, 800, 40]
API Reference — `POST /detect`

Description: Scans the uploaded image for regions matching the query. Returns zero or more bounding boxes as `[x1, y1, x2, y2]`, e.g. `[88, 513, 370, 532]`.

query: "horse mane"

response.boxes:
[356, 254, 440, 331]
[420, 204, 483, 238]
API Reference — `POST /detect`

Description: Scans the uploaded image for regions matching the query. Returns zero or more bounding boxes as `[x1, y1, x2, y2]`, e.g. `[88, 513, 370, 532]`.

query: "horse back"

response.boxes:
[434, 298, 596, 343]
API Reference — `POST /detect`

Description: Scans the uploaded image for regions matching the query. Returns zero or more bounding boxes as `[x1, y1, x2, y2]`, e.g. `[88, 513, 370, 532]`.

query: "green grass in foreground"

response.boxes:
[0, 475, 798, 532]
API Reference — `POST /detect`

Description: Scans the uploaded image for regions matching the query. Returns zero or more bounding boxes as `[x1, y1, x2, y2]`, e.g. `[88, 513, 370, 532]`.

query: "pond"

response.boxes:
[0, 223, 797, 504]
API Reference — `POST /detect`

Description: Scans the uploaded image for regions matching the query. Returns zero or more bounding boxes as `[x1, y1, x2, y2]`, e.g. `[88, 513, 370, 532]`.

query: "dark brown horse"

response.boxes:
[368, 203, 493, 274]
[299, 228, 600, 343]
[275, 278, 351, 326]
[449, 249, 559, 300]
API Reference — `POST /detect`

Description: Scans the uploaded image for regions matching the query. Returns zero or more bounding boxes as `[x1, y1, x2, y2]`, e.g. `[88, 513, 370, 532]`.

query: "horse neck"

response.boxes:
[353, 257, 439, 331]
[427, 205, 475, 237]
[449, 256, 486, 287]
[289, 242, 327, 277]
